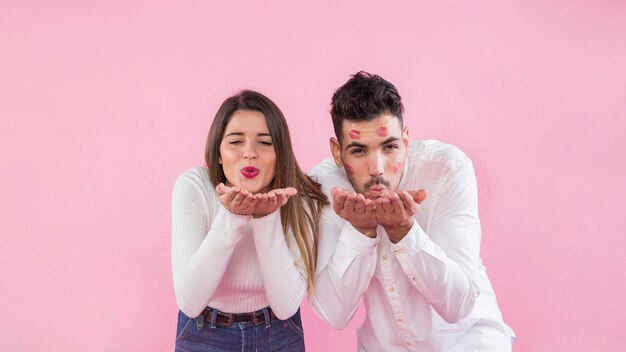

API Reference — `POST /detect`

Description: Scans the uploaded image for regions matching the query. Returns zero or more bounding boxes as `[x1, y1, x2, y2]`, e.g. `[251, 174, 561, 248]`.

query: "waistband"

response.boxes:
[200, 306, 277, 327]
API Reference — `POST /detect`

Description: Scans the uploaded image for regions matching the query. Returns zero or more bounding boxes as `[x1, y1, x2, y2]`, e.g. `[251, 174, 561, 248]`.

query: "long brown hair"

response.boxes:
[205, 90, 328, 292]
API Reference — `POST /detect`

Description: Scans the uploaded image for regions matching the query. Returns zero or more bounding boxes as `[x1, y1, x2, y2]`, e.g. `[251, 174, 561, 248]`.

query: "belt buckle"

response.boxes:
[221, 312, 234, 327]
[214, 311, 233, 327]
[252, 311, 264, 326]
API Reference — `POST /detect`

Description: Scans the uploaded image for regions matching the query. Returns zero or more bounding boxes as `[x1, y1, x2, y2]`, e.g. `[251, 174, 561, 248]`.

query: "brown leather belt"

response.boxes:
[200, 307, 277, 327]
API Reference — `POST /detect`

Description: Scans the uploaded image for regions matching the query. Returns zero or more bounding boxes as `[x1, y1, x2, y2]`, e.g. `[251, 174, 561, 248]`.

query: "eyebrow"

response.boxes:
[224, 132, 272, 137]
[345, 141, 367, 149]
[380, 136, 400, 145]
[344, 136, 400, 149]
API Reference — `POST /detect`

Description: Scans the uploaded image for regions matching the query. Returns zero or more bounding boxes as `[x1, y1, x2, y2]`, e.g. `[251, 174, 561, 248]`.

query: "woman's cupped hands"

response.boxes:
[216, 183, 297, 218]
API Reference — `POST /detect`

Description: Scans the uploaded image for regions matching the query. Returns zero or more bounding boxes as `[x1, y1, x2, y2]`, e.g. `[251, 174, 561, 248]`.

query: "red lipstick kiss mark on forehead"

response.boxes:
[344, 163, 355, 175]
[393, 162, 402, 175]
[348, 130, 360, 140]
[376, 126, 388, 137]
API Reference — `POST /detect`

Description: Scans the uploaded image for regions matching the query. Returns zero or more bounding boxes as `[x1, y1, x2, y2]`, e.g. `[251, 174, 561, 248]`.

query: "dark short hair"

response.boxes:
[330, 71, 404, 144]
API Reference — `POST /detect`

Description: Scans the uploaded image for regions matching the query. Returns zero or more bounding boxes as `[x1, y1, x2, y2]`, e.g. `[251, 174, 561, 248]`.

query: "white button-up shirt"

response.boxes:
[309, 140, 515, 351]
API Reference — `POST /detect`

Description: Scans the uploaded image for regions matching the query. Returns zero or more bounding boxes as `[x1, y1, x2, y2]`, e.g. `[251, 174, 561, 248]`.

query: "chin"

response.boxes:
[363, 192, 380, 200]
[364, 190, 392, 199]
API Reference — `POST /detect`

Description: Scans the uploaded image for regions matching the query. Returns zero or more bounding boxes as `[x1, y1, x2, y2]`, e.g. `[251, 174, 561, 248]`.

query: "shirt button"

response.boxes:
[393, 249, 400, 254]
[406, 341, 412, 346]
[382, 254, 388, 260]
[397, 317, 404, 323]
[388, 287, 395, 293]
[411, 276, 417, 281]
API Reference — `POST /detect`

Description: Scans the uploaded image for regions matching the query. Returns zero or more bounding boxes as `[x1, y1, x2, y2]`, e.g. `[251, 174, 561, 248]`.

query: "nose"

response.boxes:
[242, 143, 258, 160]
[367, 152, 384, 177]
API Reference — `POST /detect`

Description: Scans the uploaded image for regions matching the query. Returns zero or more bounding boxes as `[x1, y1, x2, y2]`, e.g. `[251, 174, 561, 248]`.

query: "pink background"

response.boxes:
[1, 1, 625, 351]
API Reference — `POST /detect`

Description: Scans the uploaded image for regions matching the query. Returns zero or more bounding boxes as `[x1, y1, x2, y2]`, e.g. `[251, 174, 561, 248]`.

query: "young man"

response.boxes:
[309, 72, 514, 351]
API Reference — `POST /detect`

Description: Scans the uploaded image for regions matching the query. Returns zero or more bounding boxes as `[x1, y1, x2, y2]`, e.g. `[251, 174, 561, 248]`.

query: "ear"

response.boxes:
[218, 156, 222, 164]
[330, 137, 343, 167]
[402, 126, 410, 154]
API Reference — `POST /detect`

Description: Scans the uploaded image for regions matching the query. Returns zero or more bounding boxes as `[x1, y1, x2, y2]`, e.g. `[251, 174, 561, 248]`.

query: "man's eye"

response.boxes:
[383, 144, 399, 152]
[350, 148, 365, 155]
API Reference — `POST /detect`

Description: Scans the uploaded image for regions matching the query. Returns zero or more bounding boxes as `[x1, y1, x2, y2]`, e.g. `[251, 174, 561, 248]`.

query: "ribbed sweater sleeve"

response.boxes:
[171, 170, 250, 318]
[252, 211, 308, 319]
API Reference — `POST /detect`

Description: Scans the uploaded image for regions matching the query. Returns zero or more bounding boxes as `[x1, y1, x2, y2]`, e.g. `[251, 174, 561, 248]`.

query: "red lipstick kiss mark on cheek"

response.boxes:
[393, 163, 402, 174]
[344, 164, 355, 175]
[348, 130, 360, 140]
[376, 126, 388, 137]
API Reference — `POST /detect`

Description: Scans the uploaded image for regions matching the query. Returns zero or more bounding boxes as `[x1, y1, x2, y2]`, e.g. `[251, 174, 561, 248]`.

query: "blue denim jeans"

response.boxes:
[175, 308, 305, 352]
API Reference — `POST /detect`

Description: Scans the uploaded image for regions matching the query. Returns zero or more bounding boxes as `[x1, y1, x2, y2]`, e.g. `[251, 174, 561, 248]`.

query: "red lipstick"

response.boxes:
[240, 166, 259, 178]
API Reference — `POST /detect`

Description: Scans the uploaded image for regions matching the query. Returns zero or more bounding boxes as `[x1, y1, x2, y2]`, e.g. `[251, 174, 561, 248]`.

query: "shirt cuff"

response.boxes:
[389, 219, 428, 255]
[338, 222, 380, 256]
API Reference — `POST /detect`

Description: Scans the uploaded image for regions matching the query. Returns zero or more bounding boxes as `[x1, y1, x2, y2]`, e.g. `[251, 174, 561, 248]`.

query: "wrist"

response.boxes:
[253, 209, 276, 218]
[353, 225, 377, 238]
[384, 217, 415, 243]
[223, 206, 253, 217]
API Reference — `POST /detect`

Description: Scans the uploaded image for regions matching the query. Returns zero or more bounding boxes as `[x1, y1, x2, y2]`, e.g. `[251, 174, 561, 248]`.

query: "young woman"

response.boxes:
[172, 90, 327, 351]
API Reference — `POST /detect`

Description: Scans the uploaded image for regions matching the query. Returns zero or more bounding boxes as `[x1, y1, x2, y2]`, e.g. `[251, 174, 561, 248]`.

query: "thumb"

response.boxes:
[331, 187, 347, 199]
[408, 189, 427, 204]
[216, 183, 227, 195]
[284, 187, 298, 197]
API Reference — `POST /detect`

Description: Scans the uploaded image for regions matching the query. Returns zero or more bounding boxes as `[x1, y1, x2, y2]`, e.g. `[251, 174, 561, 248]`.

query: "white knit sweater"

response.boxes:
[171, 166, 307, 319]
